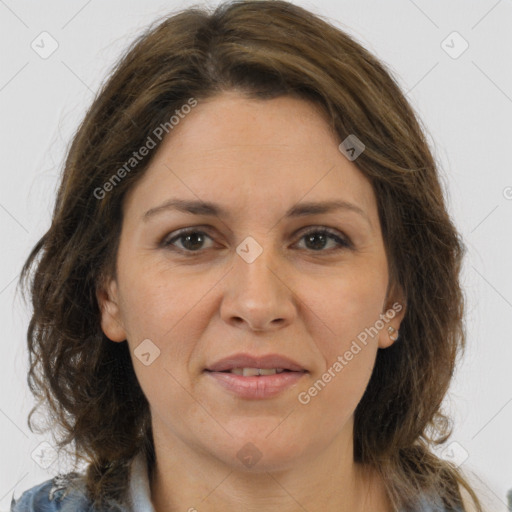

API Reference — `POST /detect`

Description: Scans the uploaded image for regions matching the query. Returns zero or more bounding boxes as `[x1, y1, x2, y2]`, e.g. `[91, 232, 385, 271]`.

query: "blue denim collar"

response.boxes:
[127, 451, 155, 512]
[10, 451, 154, 512]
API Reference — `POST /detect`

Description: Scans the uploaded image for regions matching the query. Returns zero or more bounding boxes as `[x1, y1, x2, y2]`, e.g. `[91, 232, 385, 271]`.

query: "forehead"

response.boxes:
[123, 92, 377, 227]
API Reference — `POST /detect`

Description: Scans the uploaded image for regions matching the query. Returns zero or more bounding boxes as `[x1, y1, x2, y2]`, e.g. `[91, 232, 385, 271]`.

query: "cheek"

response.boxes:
[298, 351, 375, 448]
[308, 262, 388, 349]
[115, 263, 206, 417]
[300, 262, 386, 409]
[299, 279, 382, 433]
[117, 257, 209, 341]
[115, 260, 217, 393]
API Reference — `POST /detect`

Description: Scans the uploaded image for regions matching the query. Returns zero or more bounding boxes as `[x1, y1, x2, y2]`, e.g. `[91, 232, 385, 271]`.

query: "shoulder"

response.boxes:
[10, 472, 92, 512]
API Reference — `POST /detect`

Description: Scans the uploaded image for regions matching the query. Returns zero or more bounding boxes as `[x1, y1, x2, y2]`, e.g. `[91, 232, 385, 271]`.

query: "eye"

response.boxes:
[295, 227, 351, 252]
[162, 229, 214, 252]
[161, 226, 351, 254]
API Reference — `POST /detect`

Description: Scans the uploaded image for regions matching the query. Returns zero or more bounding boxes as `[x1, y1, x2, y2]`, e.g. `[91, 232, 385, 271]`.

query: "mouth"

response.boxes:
[204, 353, 308, 374]
[203, 353, 308, 398]
[205, 368, 303, 376]
[204, 368, 308, 399]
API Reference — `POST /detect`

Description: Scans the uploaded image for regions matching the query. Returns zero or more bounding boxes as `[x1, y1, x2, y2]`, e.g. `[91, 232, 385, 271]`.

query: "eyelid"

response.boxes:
[161, 226, 216, 248]
[161, 225, 353, 253]
[297, 226, 352, 249]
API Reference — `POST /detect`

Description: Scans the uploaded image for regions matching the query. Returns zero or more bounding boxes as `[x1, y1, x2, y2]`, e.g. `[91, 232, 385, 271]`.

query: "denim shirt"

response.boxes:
[10, 452, 154, 512]
[10, 453, 460, 512]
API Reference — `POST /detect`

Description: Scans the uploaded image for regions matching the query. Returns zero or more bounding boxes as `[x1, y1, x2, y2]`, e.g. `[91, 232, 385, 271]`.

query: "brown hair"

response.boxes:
[19, 1, 483, 510]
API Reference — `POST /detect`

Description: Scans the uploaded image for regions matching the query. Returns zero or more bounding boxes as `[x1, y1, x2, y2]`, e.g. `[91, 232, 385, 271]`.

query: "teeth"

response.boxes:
[259, 368, 281, 376]
[228, 368, 285, 376]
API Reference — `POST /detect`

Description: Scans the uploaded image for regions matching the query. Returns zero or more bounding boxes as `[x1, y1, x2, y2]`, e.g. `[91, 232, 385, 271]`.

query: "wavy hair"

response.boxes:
[19, 1, 483, 510]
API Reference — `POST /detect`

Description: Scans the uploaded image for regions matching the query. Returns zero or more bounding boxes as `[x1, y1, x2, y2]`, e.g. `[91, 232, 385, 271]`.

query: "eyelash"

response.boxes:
[161, 227, 352, 255]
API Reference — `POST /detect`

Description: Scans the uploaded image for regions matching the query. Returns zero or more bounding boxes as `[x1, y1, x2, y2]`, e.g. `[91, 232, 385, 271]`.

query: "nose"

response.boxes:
[219, 242, 296, 332]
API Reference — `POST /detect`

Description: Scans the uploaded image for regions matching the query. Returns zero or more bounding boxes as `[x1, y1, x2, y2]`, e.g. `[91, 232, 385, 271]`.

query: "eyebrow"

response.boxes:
[143, 198, 371, 227]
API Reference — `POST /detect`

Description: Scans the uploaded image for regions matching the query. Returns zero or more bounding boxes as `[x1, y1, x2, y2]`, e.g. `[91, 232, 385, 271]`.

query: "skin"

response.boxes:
[97, 91, 406, 512]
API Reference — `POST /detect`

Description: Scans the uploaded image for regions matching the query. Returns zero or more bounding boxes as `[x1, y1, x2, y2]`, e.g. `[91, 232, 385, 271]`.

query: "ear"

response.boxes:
[378, 280, 407, 349]
[96, 278, 127, 342]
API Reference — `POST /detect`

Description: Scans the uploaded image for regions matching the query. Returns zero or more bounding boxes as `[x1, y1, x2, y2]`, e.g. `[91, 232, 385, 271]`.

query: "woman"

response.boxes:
[12, 1, 484, 510]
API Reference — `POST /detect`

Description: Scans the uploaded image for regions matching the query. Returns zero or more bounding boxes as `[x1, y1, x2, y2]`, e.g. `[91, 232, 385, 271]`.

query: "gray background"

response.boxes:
[1, 0, 511, 510]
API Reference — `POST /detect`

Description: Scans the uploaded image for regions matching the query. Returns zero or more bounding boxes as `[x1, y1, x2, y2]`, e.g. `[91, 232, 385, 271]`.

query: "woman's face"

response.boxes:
[98, 91, 405, 472]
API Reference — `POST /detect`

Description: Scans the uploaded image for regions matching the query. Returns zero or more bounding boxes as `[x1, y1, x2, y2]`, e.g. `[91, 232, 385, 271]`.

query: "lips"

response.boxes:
[206, 370, 306, 399]
[204, 353, 308, 373]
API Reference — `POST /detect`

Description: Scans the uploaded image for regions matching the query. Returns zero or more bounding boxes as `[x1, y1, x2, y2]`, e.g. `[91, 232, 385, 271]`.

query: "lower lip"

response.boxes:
[204, 370, 307, 399]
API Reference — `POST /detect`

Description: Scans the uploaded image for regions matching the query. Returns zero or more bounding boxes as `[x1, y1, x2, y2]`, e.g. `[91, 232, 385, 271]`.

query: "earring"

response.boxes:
[388, 326, 399, 341]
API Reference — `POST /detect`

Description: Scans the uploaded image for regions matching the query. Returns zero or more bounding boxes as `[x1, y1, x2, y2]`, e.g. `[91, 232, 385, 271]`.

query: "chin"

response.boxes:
[216, 430, 310, 472]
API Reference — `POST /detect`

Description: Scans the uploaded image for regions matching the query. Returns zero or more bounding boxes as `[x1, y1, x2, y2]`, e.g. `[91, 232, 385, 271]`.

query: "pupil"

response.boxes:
[184, 233, 203, 250]
[306, 232, 326, 250]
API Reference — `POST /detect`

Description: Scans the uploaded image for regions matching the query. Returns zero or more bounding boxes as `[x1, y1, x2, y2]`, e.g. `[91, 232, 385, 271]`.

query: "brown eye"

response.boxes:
[296, 228, 351, 252]
[161, 226, 351, 255]
[163, 229, 214, 252]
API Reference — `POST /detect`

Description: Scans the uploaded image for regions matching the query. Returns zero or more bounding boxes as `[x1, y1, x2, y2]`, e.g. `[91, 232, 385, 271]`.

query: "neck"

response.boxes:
[149, 417, 392, 512]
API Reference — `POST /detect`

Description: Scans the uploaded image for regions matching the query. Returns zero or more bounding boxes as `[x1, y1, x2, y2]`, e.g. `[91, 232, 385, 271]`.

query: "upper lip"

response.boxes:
[205, 353, 308, 372]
